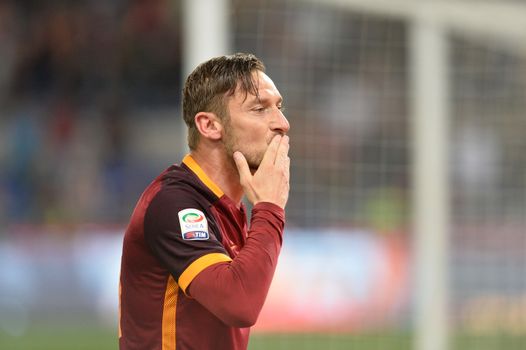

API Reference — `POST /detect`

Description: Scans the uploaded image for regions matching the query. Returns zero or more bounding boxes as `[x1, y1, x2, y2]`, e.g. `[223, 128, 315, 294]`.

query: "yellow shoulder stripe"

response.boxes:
[182, 154, 224, 198]
[178, 252, 232, 295]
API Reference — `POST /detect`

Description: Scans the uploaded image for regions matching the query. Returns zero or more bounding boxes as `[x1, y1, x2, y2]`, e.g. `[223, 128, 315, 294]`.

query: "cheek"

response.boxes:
[228, 118, 271, 146]
[236, 132, 269, 155]
[237, 126, 267, 143]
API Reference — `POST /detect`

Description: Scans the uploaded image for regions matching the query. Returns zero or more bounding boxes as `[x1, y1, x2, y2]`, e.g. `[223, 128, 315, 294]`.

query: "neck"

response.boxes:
[189, 144, 244, 205]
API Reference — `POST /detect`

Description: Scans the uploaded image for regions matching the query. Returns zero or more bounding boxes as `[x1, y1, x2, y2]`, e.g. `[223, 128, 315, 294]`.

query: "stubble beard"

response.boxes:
[223, 122, 265, 172]
[224, 130, 264, 171]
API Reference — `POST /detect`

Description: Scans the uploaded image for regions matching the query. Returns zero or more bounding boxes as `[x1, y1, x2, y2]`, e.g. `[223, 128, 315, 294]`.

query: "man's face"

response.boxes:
[223, 70, 290, 170]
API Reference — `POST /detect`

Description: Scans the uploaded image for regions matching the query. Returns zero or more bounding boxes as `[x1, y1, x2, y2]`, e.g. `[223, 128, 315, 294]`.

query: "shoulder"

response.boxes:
[152, 165, 212, 211]
[142, 163, 220, 236]
[143, 172, 211, 248]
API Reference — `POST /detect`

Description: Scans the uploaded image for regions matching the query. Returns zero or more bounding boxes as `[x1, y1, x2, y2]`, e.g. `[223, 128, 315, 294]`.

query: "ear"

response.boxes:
[194, 112, 223, 141]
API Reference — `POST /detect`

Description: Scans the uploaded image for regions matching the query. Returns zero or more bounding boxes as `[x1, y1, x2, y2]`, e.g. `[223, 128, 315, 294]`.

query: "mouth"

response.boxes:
[268, 133, 285, 145]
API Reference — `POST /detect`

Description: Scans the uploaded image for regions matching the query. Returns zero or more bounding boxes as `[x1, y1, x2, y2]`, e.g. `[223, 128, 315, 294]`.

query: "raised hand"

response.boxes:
[233, 135, 290, 209]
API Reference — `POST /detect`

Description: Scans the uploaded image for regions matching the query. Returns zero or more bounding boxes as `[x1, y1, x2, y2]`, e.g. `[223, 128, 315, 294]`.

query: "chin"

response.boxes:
[250, 155, 264, 170]
[248, 162, 260, 173]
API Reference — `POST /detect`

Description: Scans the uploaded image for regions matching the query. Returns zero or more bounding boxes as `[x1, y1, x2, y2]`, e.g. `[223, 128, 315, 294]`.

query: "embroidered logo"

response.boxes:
[178, 208, 209, 240]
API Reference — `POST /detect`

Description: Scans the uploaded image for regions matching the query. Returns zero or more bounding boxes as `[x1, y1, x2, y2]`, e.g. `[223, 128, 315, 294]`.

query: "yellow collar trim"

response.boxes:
[182, 154, 224, 198]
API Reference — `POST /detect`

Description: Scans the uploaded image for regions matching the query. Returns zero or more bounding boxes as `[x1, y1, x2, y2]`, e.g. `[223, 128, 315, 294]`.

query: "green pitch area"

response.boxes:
[251, 332, 526, 350]
[250, 332, 411, 349]
[1, 327, 525, 350]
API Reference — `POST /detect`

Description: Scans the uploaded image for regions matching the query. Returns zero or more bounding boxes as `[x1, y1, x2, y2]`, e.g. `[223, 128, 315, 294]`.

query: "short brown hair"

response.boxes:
[182, 53, 265, 150]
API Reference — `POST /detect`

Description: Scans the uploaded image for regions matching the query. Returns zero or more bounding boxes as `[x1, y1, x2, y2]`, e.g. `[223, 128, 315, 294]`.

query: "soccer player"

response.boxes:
[118, 53, 290, 350]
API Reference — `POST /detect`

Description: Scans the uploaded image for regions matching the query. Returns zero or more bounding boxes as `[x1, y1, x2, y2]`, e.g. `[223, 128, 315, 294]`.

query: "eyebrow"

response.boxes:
[252, 96, 283, 105]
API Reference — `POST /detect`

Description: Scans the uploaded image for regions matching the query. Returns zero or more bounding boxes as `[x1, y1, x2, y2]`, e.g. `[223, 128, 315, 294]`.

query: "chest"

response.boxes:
[208, 197, 248, 257]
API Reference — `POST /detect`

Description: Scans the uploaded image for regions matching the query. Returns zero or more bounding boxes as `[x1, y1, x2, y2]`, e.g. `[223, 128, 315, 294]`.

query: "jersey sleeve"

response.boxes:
[187, 202, 285, 327]
[143, 185, 232, 293]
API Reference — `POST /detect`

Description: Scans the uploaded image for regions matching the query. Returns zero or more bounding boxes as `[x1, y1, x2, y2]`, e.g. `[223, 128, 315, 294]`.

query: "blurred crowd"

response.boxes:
[0, 0, 412, 230]
[0, 0, 182, 226]
[1, 0, 524, 235]
[0, 0, 181, 103]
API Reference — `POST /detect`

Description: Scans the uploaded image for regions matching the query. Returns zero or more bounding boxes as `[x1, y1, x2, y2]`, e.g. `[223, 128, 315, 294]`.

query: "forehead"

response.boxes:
[231, 70, 282, 105]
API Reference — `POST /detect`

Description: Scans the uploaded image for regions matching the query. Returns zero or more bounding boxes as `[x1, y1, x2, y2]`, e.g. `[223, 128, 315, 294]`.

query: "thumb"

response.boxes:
[233, 151, 252, 184]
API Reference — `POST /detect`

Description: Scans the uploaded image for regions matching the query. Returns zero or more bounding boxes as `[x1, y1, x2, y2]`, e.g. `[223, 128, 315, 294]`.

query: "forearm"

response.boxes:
[188, 202, 285, 327]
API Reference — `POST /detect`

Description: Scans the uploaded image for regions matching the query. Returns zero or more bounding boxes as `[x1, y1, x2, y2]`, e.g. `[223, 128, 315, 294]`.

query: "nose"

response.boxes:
[271, 109, 290, 134]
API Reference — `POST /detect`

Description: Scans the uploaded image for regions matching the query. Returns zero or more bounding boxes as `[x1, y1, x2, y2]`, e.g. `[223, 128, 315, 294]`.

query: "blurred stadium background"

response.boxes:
[0, 0, 525, 349]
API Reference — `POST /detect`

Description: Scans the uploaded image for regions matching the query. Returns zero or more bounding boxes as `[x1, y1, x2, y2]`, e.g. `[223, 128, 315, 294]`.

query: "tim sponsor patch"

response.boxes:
[178, 208, 209, 240]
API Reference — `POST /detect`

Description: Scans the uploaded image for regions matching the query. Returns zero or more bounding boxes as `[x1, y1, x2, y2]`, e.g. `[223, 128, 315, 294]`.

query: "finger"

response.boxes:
[260, 134, 282, 167]
[276, 135, 290, 165]
[284, 156, 290, 180]
[233, 151, 251, 184]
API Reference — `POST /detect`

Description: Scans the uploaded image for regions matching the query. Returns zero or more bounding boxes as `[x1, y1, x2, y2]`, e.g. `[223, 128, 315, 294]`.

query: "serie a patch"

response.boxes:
[178, 208, 209, 240]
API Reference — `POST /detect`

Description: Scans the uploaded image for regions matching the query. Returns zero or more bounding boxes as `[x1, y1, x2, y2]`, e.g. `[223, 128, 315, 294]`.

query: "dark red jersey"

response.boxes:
[119, 155, 285, 350]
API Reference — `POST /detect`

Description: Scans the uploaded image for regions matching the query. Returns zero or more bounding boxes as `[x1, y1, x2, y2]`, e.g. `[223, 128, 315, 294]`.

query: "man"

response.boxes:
[119, 53, 290, 350]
